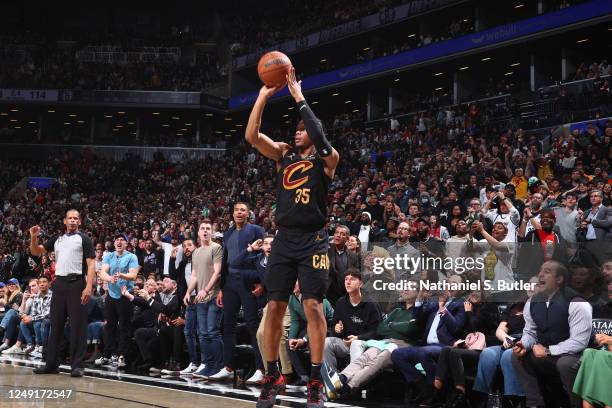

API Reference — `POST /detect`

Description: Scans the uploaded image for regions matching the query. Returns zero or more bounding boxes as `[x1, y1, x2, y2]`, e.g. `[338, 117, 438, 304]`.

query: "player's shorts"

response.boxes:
[266, 227, 329, 301]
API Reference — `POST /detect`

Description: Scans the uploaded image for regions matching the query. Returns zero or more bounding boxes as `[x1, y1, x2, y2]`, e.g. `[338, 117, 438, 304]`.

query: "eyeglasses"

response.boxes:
[397, 227, 410, 231]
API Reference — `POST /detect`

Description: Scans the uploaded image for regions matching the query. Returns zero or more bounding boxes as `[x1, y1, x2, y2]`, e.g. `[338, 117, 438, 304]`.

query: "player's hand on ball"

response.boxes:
[286, 67, 304, 102]
[259, 84, 283, 100]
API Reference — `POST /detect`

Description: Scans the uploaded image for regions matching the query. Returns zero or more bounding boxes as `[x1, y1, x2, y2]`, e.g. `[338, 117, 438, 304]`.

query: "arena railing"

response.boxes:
[0, 143, 227, 162]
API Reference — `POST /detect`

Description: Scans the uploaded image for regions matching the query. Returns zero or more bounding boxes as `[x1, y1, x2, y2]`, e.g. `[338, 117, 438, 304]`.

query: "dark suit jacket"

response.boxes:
[414, 297, 465, 346]
[326, 245, 361, 304]
[590, 205, 612, 241]
[220, 223, 264, 289]
[169, 256, 189, 302]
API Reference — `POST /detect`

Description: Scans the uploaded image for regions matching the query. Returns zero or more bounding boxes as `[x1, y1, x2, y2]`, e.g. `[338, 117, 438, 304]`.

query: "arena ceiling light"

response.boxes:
[105, 115, 112, 118]
[77, 121, 85, 124]
[435, 87, 443, 90]
[176, 133, 183, 136]
[10, 119, 17, 122]
[180, 128, 187, 131]
[312, 101, 319, 104]
[283, 114, 289, 117]
[332, 92, 340, 96]
[128, 121, 135, 125]
[47, 109, 55, 113]
[511, 62, 521, 67]
[0, 112, 7, 116]
[224, 117, 232, 121]
[394, 78, 400, 82]
[205, 113, 213, 117]
[10, 109, 19, 112]
[230, 129, 237, 132]
[14, 126, 21, 129]
[185, 123, 192, 126]
[116, 125, 123, 128]
[69, 114, 77, 117]
[434, 72, 443, 76]
[576, 38, 589, 43]
[161, 124, 169, 127]
[514, 4, 524, 8]
[64, 122, 71, 125]
[287, 106, 294, 110]
[152, 112, 160, 115]
[28, 121, 36, 124]
[407, 33, 416, 38]
[117, 111, 126, 114]
[215, 130, 223, 134]
[320, 58, 327, 63]
[504, 72, 514, 76]
[235, 124, 243, 127]
[345, 100, 352, 104]
[352, 109, 360, 113]
[362, 47, 370, 51]
[459, 66, 469, 70]
[481, 57, 492, 62]
[171, 116, 180, 120]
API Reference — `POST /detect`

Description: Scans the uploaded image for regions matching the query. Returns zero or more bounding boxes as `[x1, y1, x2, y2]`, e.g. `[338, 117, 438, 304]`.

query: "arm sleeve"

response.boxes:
[297, 100, 332, 157]
[128, 254, 139, 269]
[549, 302, 592, 355]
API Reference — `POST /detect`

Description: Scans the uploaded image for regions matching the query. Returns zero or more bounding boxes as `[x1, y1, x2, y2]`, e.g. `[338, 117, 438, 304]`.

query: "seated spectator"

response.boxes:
[2, 278, 38, 355]
[391, 275, 466, 405]
[433, 290, 499, 407]
[472, 276, 539, 407]
[511, 261, 592, 408]
[324, 269, 380, 372]
[323, 289, 421, 400]
[130, 278, 181, 373]
[84, 283, 106, 364]
[0, 279, 24, 353]
[286, 282, 334, 385]
[572, 332, 612, 408]
[18, 276, 52, 359]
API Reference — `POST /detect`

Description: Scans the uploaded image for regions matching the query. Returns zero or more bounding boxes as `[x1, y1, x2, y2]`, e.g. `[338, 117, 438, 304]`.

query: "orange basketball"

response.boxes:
[257, 51, 292, 88]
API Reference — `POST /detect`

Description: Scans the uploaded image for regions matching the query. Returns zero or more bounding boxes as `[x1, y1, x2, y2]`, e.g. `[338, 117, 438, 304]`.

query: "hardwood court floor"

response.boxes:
[0, 364, 257, 408]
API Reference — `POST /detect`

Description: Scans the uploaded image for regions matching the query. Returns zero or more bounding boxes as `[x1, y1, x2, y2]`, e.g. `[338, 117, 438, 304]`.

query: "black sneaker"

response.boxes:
[71, 368, 84, 378]
[256, 374, 286, 408]
[33, 366, 59, 375]
[306, 379, 325, 408]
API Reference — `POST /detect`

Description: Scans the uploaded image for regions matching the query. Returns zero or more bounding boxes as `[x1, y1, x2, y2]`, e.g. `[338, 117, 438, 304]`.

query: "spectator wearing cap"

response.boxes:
[409, 216, 445, 259]
[517, 209, 567, 281]
[391, 276, 466, 405]
[481, 190, 520, 243]
[0, 278, 23, 353]
[350, 212, 374, 252]
[95, 233, 139, 369]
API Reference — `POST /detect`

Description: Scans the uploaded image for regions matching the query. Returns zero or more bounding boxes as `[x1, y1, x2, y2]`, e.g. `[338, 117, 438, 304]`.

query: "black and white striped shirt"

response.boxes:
[44, 232, 95, 276]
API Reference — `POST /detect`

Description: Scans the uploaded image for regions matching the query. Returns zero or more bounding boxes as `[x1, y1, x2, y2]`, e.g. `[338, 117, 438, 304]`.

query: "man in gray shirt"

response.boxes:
[553, 192, 579, 255]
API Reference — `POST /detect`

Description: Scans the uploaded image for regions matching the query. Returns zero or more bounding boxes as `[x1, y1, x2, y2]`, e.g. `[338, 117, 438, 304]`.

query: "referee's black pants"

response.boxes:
[45, 276, 88, 370]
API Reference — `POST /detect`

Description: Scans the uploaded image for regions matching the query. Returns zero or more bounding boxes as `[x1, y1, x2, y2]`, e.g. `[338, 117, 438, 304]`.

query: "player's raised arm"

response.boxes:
[286, 67, 339, 174]
[245, 84, 288, 162]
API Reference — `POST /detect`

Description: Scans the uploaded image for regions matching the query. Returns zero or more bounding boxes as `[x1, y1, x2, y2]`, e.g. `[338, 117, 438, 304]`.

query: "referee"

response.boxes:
[29, 209, 95, 377]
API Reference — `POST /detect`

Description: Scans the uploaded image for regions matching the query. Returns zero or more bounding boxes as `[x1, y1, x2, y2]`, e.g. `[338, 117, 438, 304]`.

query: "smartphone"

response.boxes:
[505, 336, 517, 347]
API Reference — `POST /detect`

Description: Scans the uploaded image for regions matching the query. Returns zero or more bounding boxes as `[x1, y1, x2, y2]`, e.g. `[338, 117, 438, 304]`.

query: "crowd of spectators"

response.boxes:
[0, 36, 227, 92]
[0, 82, 611, 407]
[573, 60, 611, 81]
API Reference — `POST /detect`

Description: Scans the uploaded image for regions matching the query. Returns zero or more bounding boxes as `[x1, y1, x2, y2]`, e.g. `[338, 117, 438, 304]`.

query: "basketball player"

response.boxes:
[246, 67, 339, 408]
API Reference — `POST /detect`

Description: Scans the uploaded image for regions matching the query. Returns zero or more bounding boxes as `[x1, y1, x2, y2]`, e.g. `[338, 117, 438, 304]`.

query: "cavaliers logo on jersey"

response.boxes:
[282, 160, 313, 190]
